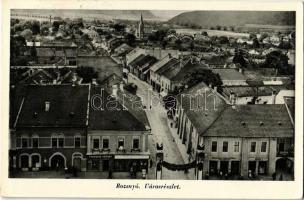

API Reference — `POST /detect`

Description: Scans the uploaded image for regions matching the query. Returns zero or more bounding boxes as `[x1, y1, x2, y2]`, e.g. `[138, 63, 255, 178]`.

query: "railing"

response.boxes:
[131, 148, 141, 152]
[92, 148, 111, 154]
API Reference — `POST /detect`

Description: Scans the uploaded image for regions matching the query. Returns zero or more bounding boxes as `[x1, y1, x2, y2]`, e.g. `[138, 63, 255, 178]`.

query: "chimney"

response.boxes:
[45, 101, 50, 112]
[238, 68, 243, 73]
[271, 90, 277, 104]
[92, 78, 97, 85]
[168, 53, 172, 59]
[120, 82, 124, 92]
[214, 86, 217, 92]
[112, 84, 118, 97]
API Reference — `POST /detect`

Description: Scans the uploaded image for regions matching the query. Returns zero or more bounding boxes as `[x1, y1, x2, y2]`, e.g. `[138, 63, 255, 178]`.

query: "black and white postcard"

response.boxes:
[1, 0, 303, 199]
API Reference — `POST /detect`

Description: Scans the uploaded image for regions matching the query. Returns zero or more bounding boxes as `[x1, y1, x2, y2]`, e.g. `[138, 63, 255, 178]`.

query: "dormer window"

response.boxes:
[45, 101, 50, 112]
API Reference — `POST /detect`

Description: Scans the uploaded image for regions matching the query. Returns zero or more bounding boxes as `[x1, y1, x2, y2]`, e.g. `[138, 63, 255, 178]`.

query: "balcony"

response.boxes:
[91, 148, 111, 154]
[116, 148, 126, 153]
[277, 150, 294, 157]
[131, 148, 141, 152]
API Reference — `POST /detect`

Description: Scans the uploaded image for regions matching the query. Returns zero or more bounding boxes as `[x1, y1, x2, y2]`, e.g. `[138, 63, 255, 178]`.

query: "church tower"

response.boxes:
[137, 13, 145, 39]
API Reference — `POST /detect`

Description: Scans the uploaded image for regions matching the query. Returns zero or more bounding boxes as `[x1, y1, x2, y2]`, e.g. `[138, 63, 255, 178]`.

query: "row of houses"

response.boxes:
[123, 45, 294, 178]
[173, 81, 294, 177]
[10, 80, 151, 175]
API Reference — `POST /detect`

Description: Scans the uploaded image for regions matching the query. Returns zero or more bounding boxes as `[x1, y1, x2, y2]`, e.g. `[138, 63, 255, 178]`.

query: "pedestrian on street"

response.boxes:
[279, 173, 283, 180]
[272, 172, 276, 180]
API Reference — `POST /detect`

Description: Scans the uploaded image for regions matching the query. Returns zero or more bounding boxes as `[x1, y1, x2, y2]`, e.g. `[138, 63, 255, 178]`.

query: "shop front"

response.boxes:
[87, 155, 113, 171]
[114, 155, 150, 173]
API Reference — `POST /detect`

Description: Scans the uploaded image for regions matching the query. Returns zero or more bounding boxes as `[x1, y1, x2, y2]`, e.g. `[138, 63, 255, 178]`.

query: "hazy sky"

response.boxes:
[151, 10, 187, 20]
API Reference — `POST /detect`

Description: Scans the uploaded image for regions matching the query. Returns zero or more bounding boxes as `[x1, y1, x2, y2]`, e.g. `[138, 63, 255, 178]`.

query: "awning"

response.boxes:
[114, 155, 149, 160]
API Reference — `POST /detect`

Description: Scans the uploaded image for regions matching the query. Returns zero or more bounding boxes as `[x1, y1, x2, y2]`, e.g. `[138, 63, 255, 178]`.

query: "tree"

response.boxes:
[202, 31, 208, 36]
[113, 23, 125, 33]
[262, 50, 293, 75]
[218, 36, 229, 44]
[125, 33, 136, 46]
[252, 38, 260, 48]
[216, 25, 221, 30]
[31, 20, 40, 35]
[20, 29, 33, 40]
[185, 69, 223, 93]
[40, 25, 50, 36]
[52, 21, 61, 32]
[249, 33, 257, 40]
[259, 33, 268, 42]
[10, 35, 26, 59]
[233, 49, 247, 68]
[76, 67, 98, 83]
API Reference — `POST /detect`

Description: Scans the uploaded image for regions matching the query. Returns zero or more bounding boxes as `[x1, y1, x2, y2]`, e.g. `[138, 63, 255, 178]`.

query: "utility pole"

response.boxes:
[156, 143, 163, 179]
[195, 144, 204, 180]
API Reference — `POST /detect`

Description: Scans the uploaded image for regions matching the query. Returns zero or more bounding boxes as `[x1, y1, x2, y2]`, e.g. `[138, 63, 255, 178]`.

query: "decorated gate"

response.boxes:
[156, 143, 205, 180]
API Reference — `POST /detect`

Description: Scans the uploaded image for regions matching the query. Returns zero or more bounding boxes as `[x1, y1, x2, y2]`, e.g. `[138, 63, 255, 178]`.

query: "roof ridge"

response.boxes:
[199, 104, 231, 136]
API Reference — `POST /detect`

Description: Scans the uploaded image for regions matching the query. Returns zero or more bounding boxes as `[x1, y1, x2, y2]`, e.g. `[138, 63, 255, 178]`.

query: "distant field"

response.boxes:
[174, 28, 250, 38]
[244, 24, 295, 30]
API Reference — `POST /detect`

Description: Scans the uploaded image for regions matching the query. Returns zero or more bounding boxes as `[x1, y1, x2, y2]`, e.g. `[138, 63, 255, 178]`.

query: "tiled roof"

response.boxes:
[169, 62, 208, 82]
[88, 85, 149, 131]
[177, 82, 228, 134]
[150, 55, 172, 72]
[204, 104, 294, 138]
[211, 68, 247, 81]
[129, 55, 158, 70]
[15, 84, 90, 128]
[155, 58, 179, 75]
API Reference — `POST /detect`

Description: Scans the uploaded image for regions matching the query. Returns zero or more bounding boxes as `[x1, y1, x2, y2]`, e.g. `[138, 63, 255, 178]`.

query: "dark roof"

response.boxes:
[19, 69, 55, 84]
[88, 85, 149, 131]
[204, 104, 294, 138]
[155, 58, 179, 75]
[222, 85, 286, 97]
[177, 82, 228, 134]
[40, 40, 77, 48]
[15, 85, 90, 128]
[128, 54, 146, 66]
[211, 68, 247, 81]
[169, 62, 208, 82]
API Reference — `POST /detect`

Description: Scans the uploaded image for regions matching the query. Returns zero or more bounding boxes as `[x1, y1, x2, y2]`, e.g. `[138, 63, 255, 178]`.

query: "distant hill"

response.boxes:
[11, 9, 157, 21]
[168, 11, 295, 27]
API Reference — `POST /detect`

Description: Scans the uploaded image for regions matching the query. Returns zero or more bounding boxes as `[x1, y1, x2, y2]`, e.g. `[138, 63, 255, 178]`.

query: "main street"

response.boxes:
[127, 74, 194, 180]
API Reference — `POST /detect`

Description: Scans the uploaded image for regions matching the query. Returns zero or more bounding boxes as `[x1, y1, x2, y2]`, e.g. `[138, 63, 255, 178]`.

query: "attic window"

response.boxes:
[278, 121, 282, 126]
[260, 121, 264, 126]
[241, 121, 246, 126]
[69, 112, 75, 117]
[45, 101, 50, 112]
